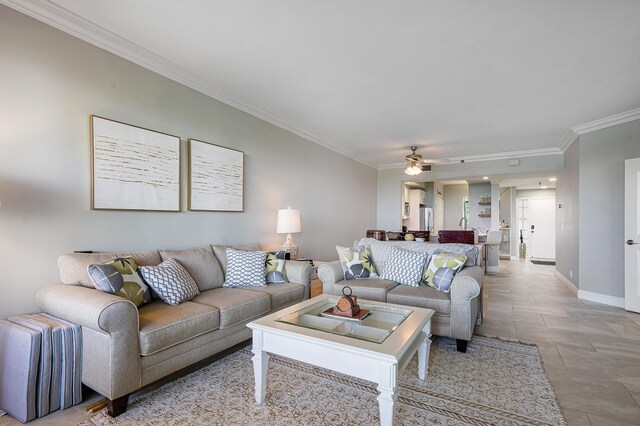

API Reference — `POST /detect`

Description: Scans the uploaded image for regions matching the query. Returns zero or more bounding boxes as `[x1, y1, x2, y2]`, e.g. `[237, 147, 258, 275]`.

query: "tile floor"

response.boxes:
[476, 259, 640, 426]
[2, 258, 640, 425]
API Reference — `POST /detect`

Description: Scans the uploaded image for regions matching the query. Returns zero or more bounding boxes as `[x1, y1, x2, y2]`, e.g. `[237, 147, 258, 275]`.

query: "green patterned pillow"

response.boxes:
[88, 257, 152, 307]
[266, 251, 288, 284]
[336, 245, 378, 280]
[421, 252, 467, 292]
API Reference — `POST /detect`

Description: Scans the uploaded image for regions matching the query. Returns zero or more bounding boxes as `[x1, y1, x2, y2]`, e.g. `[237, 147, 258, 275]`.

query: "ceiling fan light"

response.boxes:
[404, 163, 422, 175]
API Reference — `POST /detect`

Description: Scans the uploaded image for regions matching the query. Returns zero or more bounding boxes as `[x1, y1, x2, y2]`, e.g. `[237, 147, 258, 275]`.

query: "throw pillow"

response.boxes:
[223, 248, 268, 287]
[336, 245, 378, 280]
[266, 250, 288, 284]
[422, 252, 468, 292]
[88, 257, 152, 307]
[379, 246, 428, 287]
[138, 258, 200, 305]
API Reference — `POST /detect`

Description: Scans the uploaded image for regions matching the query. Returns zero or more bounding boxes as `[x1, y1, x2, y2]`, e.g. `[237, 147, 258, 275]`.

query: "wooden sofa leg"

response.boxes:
[106, 394, 129, 417]
[456, 339, 468, 353]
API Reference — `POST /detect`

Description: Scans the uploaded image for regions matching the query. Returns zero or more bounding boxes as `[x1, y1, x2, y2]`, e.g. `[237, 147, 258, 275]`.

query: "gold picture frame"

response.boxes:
[90, 115, 181, 212]
[188, 139, 244, 212]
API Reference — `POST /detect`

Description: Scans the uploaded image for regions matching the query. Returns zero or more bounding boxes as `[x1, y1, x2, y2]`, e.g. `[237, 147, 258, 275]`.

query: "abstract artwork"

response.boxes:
[188, 139, 244, 212]
[91, 116, 180, 211]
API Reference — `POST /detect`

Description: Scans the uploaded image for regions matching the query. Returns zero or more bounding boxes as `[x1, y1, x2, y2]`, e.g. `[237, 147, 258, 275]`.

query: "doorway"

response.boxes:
[517, 197, 556, 260]
[625, 157, 640, 313]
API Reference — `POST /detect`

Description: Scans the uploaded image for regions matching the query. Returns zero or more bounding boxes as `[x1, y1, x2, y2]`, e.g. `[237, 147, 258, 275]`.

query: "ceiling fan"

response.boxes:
[404, 146, 447, 175]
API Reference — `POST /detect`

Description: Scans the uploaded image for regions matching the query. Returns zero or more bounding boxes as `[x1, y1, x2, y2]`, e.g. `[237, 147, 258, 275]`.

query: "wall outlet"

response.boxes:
[570, 270, 573, 278]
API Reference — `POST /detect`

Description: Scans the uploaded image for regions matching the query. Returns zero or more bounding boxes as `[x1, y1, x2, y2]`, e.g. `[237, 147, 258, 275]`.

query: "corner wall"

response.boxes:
[556, 141, 580, 288]
[578, 119, 640, 301]
[0, 6, 377, 318]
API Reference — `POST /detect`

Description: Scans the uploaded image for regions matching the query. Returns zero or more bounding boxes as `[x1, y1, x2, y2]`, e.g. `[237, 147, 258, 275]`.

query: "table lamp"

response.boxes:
[277, 206, 301, 259]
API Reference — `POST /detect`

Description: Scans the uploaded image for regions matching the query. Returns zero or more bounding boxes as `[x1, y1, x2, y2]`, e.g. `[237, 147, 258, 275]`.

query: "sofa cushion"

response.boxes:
[380, 247, 429, 287]
[241, 283, 304, 310]
[139, 259, 201, 305]
[356, 238, 480, 268]
[386, 285, 451, 316]
[211, 243, 261, 274]
[138, 301, 220, 356]
[422, 252, 467, 292]
[159, 246, 224, 291]
[191, 288, 271, 329]
[87, 256, 152, 307]
[265, 251, 288, 284]
[223, 249, 267, 288]
[336, 245, 378, 280]
[59, 251, 162, 288]
[116, 251, 163, 267]
[333, 279, 398, 302]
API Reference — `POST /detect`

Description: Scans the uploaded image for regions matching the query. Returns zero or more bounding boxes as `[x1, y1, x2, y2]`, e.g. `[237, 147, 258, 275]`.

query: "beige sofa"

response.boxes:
[35, 243, 312, 417]
[318, 238, 483, 352]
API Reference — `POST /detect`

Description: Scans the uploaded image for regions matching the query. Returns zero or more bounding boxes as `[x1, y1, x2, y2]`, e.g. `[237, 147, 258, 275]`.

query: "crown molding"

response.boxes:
[378, 147, 563, 170]
[0, 0, 376, 169]
[446, 147, 562, 163]
[572, 107, 640, 135]
[559, 129, 579, 152]
[561, 107, 640, 152]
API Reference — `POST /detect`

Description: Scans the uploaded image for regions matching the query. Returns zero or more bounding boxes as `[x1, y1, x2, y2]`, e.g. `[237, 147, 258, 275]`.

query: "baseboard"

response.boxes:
[577, 289, 625, 308]
[554, 271, 578, 295]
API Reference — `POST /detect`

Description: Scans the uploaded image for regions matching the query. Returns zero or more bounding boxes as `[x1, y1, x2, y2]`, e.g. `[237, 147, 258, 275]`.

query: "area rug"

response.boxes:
[80, 336, 565, 426]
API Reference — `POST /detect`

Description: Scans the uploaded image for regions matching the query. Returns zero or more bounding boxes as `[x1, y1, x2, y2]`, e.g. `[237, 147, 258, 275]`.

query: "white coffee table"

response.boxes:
[247, 296, 434, 426]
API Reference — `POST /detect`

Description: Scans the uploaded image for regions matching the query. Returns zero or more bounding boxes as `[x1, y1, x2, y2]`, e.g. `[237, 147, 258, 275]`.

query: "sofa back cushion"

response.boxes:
[58, 250, 162, 288]
[211, 242, 261, 274]
[159, 246, 224, 291]
[59, 250, 162, 288]
[356, 238, 480, 273]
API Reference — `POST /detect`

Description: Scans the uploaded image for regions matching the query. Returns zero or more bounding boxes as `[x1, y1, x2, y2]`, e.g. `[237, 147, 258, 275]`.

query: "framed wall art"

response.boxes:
[91, 115, 181, 211]
[188, 139, 244, 212]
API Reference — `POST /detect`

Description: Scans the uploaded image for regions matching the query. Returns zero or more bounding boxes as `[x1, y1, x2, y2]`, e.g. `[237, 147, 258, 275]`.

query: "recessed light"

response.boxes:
[549, 178, 557, 182]
[482, 176, 489, 180]
[541, 186, 548, 189]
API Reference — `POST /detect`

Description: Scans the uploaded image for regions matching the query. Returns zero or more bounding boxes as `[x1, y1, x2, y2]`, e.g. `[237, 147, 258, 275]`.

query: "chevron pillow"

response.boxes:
[380, 246, 429, 287]
[139, 258, 200, 305]
[223, 248, 268, 287]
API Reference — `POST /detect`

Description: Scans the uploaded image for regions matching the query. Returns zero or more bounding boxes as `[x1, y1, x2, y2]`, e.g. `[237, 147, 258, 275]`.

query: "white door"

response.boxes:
[528, 198, 556, 259]
[625, 158, 640, 313]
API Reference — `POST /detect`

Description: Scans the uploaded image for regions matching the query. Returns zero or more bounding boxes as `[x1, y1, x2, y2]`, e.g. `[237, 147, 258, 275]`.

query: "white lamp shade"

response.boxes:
[276, 208, 301, 234]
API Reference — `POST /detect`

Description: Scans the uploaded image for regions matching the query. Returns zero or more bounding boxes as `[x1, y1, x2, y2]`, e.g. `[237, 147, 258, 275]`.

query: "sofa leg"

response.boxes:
[456, 339, 468, 353]
[106, 394, 129, 417]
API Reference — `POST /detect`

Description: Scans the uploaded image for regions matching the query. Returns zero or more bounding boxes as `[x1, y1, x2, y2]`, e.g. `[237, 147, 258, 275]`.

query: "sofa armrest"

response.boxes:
[318, 261, 344, 295]
[36, 284, 141, 400]
[284, 261, 313, 299]
[449, 266, 483, 341]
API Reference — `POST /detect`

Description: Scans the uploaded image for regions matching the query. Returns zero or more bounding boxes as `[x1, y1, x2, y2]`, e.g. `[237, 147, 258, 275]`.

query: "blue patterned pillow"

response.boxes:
[139, 258, 200, 305]
[336, 245, 378, 280]
[223, 248, 268, 287]
[380, 246, 428, 287]
[266, 250, 288, 284]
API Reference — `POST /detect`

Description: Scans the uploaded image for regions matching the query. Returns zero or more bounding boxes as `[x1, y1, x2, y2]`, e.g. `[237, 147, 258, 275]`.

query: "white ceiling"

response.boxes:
[12, 0, 640, 167]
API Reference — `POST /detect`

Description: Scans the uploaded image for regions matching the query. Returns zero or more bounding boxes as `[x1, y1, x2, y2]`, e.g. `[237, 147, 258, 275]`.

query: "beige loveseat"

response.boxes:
[318, 238, 483, 352]
[35, 243, 312, 417]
